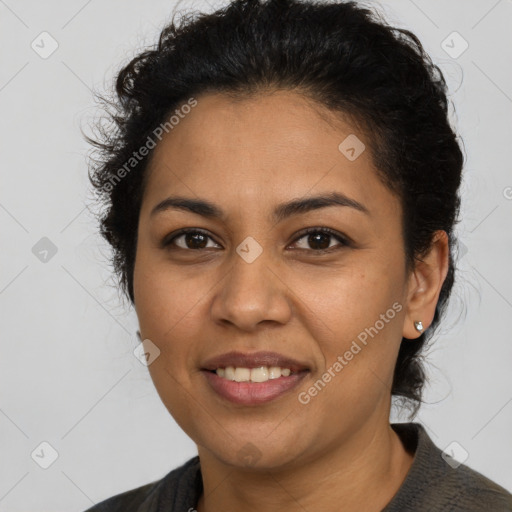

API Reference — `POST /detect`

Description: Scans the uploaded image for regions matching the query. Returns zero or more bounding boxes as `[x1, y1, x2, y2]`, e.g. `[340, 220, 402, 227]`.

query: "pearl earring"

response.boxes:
[414, 321, 424, 332]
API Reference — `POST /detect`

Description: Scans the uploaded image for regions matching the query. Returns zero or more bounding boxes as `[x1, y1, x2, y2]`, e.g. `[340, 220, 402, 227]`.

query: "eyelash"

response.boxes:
[162, 227, 351, 254]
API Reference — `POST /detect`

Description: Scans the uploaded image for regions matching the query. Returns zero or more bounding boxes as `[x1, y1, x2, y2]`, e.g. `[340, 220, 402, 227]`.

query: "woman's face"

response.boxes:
[133, 91, 417, 469]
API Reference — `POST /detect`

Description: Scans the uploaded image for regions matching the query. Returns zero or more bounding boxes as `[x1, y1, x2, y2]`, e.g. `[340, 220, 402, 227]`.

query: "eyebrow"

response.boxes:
[150, 191, 370, 222]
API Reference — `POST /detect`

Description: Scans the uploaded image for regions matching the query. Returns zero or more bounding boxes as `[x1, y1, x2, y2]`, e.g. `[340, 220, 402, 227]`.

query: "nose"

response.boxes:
[210, 246, 292, 332]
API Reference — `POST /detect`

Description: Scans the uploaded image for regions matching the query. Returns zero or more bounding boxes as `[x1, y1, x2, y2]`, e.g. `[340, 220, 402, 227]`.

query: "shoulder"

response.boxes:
[386, 423, 512, 511]
[434, 456, 512, 510]
[82, 481, 157, 512]
[82, 456, 201, 512]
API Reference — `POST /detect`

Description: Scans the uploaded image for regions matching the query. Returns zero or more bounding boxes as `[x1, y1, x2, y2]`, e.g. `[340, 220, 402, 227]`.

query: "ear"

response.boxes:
[402, 230, 450, 340]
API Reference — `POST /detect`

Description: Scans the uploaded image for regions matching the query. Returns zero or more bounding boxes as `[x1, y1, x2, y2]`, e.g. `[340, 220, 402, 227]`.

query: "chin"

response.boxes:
[199, 432, 307, 472]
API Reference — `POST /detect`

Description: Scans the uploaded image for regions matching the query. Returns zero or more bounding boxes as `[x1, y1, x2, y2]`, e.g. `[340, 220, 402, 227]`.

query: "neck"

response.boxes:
[196, 419, 414, 512]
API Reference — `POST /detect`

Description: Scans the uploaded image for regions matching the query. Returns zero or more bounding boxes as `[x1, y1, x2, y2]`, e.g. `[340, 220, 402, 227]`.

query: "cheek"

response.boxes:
[296, 273, 404, 431]
[135, 280, 201, 365]
[290, 263, 405, 404]
[133, 256, 200, 381]
[290, 263, 400, 341]
[134, 249, 201, 333]
[134, 262, 209, 431]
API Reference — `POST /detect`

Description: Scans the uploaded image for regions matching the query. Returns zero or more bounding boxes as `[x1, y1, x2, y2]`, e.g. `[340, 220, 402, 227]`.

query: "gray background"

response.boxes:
[1, 0, 511, 509]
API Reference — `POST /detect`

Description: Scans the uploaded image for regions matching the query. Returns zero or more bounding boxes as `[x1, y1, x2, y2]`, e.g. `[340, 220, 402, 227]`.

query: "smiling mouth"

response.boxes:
[201, 367, 309, 405]
[208, 365, 298, 382]
[200, 350, 311, 405]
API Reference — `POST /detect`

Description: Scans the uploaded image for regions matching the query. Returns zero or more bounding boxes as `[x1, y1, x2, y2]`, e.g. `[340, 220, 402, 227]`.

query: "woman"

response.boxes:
[84, 0, 512, 510]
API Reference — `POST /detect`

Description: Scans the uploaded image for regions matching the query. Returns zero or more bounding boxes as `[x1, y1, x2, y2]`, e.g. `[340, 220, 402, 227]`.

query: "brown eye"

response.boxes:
[162, 227, 350, 253]
[291, 228, 350, 252]
[163, 229, 220, 250]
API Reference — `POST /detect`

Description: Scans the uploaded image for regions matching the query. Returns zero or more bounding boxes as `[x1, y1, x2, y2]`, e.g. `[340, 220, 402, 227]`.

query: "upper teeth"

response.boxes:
[216, 366, 292, 382]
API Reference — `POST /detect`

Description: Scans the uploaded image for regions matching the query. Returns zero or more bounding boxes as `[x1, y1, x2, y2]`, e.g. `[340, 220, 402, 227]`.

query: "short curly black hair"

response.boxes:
[86, 0, 464, 415]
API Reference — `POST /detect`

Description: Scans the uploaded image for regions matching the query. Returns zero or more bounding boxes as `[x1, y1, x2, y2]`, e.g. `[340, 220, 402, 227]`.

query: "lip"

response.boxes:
[202, 369, 309, 405]
[200, 350, 311, 373]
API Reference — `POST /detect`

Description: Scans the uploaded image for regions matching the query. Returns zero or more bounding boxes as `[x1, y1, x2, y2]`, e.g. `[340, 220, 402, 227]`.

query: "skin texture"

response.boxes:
[133, 90, 449, 511]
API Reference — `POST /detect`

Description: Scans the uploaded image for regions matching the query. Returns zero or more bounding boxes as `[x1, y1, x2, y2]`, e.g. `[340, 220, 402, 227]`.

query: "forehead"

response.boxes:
[142, 91, 399, 223]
